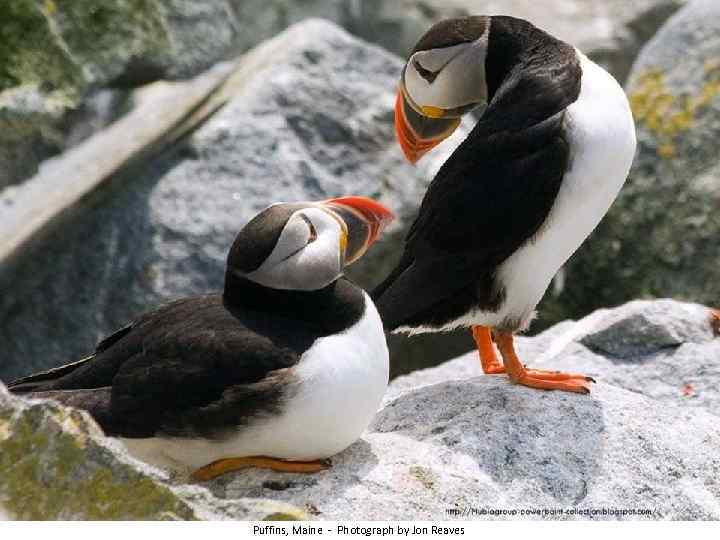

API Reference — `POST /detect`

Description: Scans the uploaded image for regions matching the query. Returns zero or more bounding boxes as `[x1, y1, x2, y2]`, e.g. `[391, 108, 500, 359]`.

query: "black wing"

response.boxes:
[9, 295, 301, 438]
[374, 113, 570, 330]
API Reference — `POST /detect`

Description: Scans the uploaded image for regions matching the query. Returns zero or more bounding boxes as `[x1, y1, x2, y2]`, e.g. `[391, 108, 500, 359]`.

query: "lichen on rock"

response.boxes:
[0, 387, 196, 520]
[629, 64, 720, 157]
[0, 383, 307, 520]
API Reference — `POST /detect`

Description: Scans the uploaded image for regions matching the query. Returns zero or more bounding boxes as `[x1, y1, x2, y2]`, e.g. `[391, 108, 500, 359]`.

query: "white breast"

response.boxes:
[492, 51, 637, 329]
[121, 292, 389, 470]
[400, 51, 637, 335]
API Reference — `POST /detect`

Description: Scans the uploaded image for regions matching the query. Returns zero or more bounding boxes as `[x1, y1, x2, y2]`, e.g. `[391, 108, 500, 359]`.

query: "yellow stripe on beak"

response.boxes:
[421, 105, 445, 118]
[339, 228, 348, 258]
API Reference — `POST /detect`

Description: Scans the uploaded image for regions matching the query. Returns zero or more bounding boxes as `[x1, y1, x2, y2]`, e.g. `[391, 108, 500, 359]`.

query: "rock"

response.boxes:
[539, 0, 720, 331]
[0, 85, 69, 189]
[343, 1, 686, 81]
[0, 382, 305, 520]
[0, 20, 470, 382]
[210, 380, 720, 520]
[390, 299, 720, 415]
[0, 0, 684, 188]
[576, 299, 713, 357]
[226, 0, 345, 54]
[0, 0, 242, 188]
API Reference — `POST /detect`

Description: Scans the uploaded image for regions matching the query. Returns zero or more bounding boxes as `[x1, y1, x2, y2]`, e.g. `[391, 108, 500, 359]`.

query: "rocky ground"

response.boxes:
[2, 299, 718, 520]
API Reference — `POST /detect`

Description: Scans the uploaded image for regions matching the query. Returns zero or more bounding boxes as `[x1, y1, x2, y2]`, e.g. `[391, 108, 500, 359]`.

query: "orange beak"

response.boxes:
[394, 85, 461, 165]
[323, 196, 395, 265]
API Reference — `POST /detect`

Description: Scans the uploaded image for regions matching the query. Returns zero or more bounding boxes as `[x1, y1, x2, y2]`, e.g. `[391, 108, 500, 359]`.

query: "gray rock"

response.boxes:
[0, 0, 242, 188]
[0, 20, 470, 382]
[0, 86, 68, 189]
[538, 0, 720, 331]
[224, 0, 345, 55]
[577, 299, 714, 357]
[390, 299, 720, 415]
[209, 379, 720, 520]
[343, 1, 686, 81]
[0, 382, 305, 520]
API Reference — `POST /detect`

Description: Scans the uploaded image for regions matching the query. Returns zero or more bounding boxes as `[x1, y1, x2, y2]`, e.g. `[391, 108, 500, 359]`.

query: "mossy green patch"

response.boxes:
[0, 0, 170, 98]
[50, 0, 169, 82]
[0, 0, 83, 95]
[0, 402, 197, 520]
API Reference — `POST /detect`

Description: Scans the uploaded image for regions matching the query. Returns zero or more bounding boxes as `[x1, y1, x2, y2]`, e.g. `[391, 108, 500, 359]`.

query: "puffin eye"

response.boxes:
[413, 59, 438, 83]
[299, 214, 317, 244]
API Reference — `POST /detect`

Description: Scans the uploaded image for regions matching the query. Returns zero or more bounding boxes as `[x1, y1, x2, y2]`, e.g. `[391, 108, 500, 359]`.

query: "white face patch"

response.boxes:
[245, 207, 344, 291]
[405, 37, 489, 113]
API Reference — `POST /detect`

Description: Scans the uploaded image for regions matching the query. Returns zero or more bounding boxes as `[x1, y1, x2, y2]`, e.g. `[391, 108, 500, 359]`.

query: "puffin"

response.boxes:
[373, 15, 636, 393]
[9, 196, 394, 480]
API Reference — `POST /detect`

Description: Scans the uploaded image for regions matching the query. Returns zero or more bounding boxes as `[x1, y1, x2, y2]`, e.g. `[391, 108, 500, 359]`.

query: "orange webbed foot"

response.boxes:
[495, 332, 594, 394]
[191, 456, 331, 482]
[510, 374, 593, 394]
[524, 368, 596, 383]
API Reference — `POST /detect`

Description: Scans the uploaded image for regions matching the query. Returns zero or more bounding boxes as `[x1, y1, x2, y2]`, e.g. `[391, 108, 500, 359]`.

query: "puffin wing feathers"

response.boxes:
[9, 295, 301, 439]
[374, 114, 569, 329]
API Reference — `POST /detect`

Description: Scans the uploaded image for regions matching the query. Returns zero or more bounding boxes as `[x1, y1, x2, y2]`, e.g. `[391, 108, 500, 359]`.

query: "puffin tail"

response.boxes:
[7, 354, 95, 394]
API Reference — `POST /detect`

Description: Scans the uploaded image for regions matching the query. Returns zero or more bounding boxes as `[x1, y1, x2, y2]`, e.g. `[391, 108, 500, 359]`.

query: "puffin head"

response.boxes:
[396, 16, 490, 164]
[227, 196, 394, 291]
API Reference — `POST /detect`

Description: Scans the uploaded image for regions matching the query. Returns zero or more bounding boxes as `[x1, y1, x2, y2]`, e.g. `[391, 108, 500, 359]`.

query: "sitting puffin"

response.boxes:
[9, 196, 393, 480]
[373, 16, 636, 393]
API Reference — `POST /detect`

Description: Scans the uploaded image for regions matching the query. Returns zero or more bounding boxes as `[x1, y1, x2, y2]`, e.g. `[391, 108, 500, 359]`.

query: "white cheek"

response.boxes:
[444, 43, 488, 106]
[406, 62, 479, 111]
[292, 235, 342, 286]
[405, 40, 488, 111]
[246, 214, 343, 291]
[405, 67, 434, 108]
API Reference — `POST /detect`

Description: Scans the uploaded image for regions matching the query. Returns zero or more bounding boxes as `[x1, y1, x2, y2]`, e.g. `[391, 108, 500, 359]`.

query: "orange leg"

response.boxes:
[471, 325, 505, 374]
[495, 332, 594, 394]
[191, 456, 331, 482]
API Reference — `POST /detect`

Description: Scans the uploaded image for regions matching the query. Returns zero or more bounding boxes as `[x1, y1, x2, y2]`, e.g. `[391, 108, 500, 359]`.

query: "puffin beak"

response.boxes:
[395, 83, 461, 164]
[322, 196, 395, 265]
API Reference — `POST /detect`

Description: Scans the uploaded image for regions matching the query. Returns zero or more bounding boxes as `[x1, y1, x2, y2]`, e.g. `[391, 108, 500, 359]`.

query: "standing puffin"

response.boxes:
[9, 196, 393, 480]
[373, 16, 636, 393]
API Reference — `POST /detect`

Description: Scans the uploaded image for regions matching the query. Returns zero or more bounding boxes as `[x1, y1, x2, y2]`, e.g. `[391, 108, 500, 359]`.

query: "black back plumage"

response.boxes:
[9, 275, 366, 439]
[373, 16, 582, 331]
